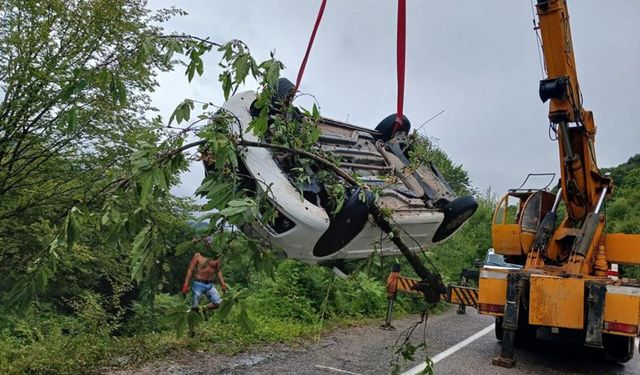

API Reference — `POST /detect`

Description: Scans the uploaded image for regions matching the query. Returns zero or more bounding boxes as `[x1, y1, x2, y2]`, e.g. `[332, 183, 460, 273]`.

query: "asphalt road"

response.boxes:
[107, 306, 640, 374]
[247, 306, 640, 375]
[404, 307, 640, 375]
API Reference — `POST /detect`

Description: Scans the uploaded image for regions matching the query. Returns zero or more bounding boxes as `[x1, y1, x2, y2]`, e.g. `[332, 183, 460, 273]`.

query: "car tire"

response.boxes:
[432, 196, 478, 243]
[276, 77, 296, 102]
[374, 114, 411, 142]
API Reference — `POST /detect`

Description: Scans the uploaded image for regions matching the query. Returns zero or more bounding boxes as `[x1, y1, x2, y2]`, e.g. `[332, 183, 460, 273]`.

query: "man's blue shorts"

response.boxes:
[191, 280, 222, 308]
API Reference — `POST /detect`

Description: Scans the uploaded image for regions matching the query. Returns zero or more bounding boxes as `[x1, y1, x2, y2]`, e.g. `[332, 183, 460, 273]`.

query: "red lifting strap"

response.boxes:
[394, 0, 407, 133]
[295, 0, 328, 93]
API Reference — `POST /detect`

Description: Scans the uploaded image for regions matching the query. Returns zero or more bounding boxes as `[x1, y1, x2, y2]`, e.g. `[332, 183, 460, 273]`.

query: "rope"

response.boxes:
[394, 0, 407, 133]
[294, 0, 328, 93]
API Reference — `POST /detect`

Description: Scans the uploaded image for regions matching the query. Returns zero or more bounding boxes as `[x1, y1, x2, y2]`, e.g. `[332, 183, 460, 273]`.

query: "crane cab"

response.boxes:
[491, 175, 557, 263]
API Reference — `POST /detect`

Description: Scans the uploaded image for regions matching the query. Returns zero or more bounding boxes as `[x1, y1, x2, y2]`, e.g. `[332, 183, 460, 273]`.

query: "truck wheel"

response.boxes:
[495, 317, 504, 341]
[603, 334, 635, 363]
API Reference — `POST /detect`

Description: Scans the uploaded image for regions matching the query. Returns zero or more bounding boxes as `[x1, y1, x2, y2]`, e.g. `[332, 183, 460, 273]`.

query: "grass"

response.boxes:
[0, 299, 451, 375]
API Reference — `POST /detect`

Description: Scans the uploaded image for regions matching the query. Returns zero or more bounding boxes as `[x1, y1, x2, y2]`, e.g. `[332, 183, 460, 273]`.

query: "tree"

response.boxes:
[0, 0, 180, 220]
[0, 0, 195, 308]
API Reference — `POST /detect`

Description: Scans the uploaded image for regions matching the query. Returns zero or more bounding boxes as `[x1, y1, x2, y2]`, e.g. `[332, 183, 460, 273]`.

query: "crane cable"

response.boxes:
[294, 0, 328, 93]
[393, 0, 407, 134]
[295, 0, 408, 133]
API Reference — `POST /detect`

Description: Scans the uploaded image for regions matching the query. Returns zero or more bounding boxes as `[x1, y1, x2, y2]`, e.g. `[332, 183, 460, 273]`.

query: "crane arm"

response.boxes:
[535, 0, 610, 221]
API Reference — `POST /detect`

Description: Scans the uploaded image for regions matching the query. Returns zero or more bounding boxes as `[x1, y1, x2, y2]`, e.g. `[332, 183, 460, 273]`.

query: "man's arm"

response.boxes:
[182, 253, 199, 294]
[216, 259, 228, 290]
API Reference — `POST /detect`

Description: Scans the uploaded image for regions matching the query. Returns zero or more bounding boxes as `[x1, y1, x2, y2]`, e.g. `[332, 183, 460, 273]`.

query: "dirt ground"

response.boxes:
[100, 313, 437, 375]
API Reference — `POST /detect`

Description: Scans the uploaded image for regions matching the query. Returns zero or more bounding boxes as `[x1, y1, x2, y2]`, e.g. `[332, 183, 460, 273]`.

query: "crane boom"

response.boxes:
[536, 0, 610, 220]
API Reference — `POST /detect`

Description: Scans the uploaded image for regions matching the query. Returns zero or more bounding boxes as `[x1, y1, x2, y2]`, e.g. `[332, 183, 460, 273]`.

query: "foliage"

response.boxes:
[602, 155, 640, 278]
[0, 0, 196, 310]
[407, 133, 473, 195]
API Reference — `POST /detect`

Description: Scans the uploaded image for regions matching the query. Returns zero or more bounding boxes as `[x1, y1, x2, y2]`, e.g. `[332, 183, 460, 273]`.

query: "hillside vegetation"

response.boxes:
[603, 154, 640, 278]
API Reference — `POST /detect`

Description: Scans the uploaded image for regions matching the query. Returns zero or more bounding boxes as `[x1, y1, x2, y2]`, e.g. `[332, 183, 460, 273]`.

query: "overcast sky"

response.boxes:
[149, 0, 640, 199]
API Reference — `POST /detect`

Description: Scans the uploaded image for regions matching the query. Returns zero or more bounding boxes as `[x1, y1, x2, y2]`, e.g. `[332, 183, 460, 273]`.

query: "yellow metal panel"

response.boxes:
[478, 268, 508, 316]
[604, 287, 640, 327]
[520, 232, 535, 255]
[529, 275, 584, 329]
[605, 233, 640, 265]
[492, 224, 522, 256]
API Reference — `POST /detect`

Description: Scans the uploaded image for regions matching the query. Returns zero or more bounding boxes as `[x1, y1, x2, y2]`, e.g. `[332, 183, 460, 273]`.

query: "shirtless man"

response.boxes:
[181, 252, 228, 311]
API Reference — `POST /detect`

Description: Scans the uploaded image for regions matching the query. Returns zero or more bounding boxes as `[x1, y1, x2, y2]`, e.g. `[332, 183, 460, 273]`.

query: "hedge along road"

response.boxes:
[106, 306, 640, 374]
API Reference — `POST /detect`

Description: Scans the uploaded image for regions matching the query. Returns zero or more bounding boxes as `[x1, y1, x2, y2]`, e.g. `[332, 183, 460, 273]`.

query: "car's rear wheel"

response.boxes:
[276, 77, 296, 102]
[374, 114, 411, 142]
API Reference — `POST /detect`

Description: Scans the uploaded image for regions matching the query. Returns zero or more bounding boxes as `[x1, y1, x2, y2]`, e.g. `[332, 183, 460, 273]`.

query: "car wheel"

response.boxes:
[374, 114, 411, 142]
[276, 77, 296, 102]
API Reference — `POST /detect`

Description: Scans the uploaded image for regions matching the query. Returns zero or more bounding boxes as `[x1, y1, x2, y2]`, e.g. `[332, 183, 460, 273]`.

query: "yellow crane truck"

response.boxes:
[478, 0, 640, 367]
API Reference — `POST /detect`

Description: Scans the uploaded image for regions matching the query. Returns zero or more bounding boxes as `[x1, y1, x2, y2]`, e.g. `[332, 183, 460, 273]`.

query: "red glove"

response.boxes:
[181, 283, 189, 295]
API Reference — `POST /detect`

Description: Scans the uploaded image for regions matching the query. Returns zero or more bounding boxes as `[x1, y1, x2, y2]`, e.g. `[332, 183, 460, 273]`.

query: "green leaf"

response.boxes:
[196, 179, 234, 209]
[59, 82, 76, 101]
[186, 63, 195, 82]
[237, 305, 255, 332]
[131, 225, 152, 282]
[132, 225, 151, 256]
[152, 167, 168, 191]
[221, 72, 232, 100]
[67, 107, 78, 132]
[247, 106, 269, 136]
[176, 314, 187, 338]
[196, 58, 204, 76]
[233, 55, 250, 84]
[181, 101, 191, 122]
[217, 299, 234, 321]
[138, 172, 154, 206]
[169, 105, 180, 125]
[117, 78, 127, 106]
[63, 206, 82, 248]
[218, 206, 246, 217]
[175, 240, 194, 256]
[187, 309, 203, 327]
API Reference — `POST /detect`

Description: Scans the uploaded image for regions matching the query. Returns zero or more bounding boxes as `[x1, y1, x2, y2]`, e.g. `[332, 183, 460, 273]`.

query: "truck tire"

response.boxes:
[603, 334, 634, 363]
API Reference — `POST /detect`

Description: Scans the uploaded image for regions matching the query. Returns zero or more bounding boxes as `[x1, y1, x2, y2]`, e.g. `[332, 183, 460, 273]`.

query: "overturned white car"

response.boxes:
[209, 78, 477, 264]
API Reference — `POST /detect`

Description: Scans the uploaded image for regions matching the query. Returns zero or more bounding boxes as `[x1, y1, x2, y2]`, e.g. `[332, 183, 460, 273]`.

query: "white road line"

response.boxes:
[314, 364, 364, 375]
[401, 323, 495, 375]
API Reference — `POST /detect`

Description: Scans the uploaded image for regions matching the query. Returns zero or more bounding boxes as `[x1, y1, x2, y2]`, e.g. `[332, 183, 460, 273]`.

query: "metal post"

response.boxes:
[381, 263, 400, 330]
[382, 299, 396, 331]
[457, 275, 467, 315]
[492, 272, 524, 368]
